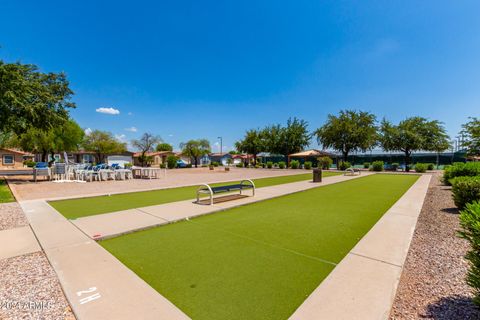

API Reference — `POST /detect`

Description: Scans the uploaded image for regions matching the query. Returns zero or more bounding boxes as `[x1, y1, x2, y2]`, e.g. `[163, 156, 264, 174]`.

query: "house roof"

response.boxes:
[289, 149, 334, 158]
[209, 152, 231, 157]
[0, 148, 34, 156]
[232, 154, 254, 159]
[133, 151, 174, 157]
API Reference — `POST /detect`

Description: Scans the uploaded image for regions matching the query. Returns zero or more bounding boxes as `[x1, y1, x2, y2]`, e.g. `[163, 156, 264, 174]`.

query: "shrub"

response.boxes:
[278, 161, 286, 169]
[338, 161, 351, 171]
[414, 163, 427, 173]
[318, 156, 332, 170]
[371, 161, 384, 172]
[363, 162, 370, 169]
[159, 163, 166, 169]
[391, 163, 400, 171]
[427, 163, 435, 170]
[123, 162, 132, 169]
[290, 160, 300, 169]
[166, 155, 178, 169]
[186, 164, 192, 168]
[458, 201, 480, 306]
[266, 161, 273, 169]
[211, 161, 219, 167]
[443, 162, 480, 185]
[451, 176, 480, 210]
[23, 160, 36, 168]
[236, 163, 244, 168]
[304, 161, 312, 170]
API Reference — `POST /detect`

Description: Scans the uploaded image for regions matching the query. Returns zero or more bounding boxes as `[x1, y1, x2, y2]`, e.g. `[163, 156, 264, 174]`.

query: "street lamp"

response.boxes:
[217, 136, 223, 154]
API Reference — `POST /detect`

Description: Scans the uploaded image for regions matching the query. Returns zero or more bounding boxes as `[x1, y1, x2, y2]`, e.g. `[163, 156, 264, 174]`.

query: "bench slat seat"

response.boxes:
[196, 180, 255, 205]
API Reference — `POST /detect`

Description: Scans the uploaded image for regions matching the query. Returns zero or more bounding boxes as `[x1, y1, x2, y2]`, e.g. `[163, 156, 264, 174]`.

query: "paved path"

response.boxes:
[289, 174, 431, 320]
[0, 226, 41, 260]
[72, 172, 372, 240]
[19, 200, 190, 320]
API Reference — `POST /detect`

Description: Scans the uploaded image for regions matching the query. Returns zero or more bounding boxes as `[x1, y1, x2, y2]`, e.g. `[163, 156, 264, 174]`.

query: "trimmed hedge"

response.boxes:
[443, 162, 480, 185]
[278, 161, 286, 169]
[318, 156, 332, 170]
[414, 163, 427, 173]
[363, 162, 370, 169]
[459, 201, 480, 306]
[451, 176, 480, 210]
[371, 161, 384, 172]
[290, 160, 300, 169]
[304, 161, 312, 170]
[266, 161, 273, 169]
[338, 161, 351, 171]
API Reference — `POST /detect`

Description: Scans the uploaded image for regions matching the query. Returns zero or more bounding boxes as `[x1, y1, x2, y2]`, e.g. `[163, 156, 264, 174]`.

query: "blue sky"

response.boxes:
[1, 1, 479, 152]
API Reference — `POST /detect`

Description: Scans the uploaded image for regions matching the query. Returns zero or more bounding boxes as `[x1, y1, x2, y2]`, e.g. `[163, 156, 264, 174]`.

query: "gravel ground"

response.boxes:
[0, 252, 76, 320]
[0, 203, 29, 231]
[390, 173, 480, 319]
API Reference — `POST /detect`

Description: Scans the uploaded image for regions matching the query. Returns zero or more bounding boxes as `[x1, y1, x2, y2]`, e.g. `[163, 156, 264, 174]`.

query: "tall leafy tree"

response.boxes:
[0, 60, 75, 135]
[379, 117, 449, 171]
[235, 129, 264, 165]
[262, 118, 310, 165]
[83, 130, 126, 163]
[180, 139, 211, 168]
[132, 133, 162, 167]
[315, 110, 377, 162]
[16, 119, 84, 162]
[461, 117, 480, 156]
[156, 143, 173, 152]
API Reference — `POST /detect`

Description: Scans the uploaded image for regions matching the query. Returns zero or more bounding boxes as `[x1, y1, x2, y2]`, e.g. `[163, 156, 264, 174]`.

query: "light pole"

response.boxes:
[217, 136, 223, 154]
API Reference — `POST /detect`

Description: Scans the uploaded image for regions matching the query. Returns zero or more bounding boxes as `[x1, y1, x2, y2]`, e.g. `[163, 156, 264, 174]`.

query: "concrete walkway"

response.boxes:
[0, 226, 41, 260]
[19, 200, 190, 320]
[72, 172, 373, 240]
[289, 174, 431, 320]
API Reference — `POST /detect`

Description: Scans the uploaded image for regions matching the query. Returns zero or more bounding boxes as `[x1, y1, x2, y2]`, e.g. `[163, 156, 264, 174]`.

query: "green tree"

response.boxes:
[16, 119, 84, 162]
[132, 133, 162, 167]
[315, 110, 377, 162]
[0, 61, 75, 135]
[379, 117, 449, 171]
[180, 139, 211, 168]
[461, 117, 480, 156]
[235, 129, 264, 165]
[83, 130, 126, 163]
[263, 118, 311, 165]
[156, 142, 173, 152]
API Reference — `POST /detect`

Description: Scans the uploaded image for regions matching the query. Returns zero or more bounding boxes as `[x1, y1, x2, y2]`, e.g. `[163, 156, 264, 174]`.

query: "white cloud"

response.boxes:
[115, 134, 127, 142]
[125, 126, 138, 132]
[128, 112, 133, 116]
[84, 128, 92, 136]
[168, 134, 174, 137]
[96, 107, 120, 115]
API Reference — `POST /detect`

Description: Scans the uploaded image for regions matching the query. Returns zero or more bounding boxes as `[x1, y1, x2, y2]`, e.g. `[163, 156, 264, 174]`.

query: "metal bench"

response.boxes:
[344, 168, 361, 176]
[196, 179, 255, 205]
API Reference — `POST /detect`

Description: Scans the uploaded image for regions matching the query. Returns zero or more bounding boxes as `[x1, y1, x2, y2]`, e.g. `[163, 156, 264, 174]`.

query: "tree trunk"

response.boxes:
[41, 151, 47, 162]
[405, 151, 411, 172]
[253, 154, 257, 165]
[194, 157, 198, 168]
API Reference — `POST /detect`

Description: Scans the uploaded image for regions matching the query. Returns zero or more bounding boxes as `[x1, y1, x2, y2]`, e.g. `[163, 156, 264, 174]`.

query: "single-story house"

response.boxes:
[208, 153, 233, 166]
[133, 151, 175, 167]
[0, 148, 34, 169]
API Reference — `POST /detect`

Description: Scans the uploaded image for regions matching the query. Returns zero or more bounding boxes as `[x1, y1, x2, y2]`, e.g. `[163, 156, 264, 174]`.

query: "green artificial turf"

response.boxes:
[0, 179, 15, 203]
[101, 174, 419, 320]
[49, 171, 340, 219]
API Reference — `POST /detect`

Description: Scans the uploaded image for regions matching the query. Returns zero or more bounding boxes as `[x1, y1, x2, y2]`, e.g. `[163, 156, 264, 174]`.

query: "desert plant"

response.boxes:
[458, 201, 480, 306]
[363, 162, 370, 169]
[318, 156, 333, 170]
[166, 155, 178, 169]
[451, 176, 480, 209]
[414, 163, 427, 173]
[290, 160, 300, 169]
[304, 161, 312, 170]
[338, 161, 351, 171]
[371, 161, 384, 172]
[266, 161, 273, 169]
[443, 162, 480, 185]
[278, 161, 286, 169]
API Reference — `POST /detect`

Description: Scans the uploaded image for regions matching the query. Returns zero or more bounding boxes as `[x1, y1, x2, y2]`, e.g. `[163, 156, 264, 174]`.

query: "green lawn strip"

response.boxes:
[0, 179, 15, 203]
[100, 174, 418, 320]
[49, 171, 340, 219]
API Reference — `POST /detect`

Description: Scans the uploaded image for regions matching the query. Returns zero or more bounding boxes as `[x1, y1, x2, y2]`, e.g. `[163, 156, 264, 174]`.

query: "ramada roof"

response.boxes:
[0, 148, 34, 156]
